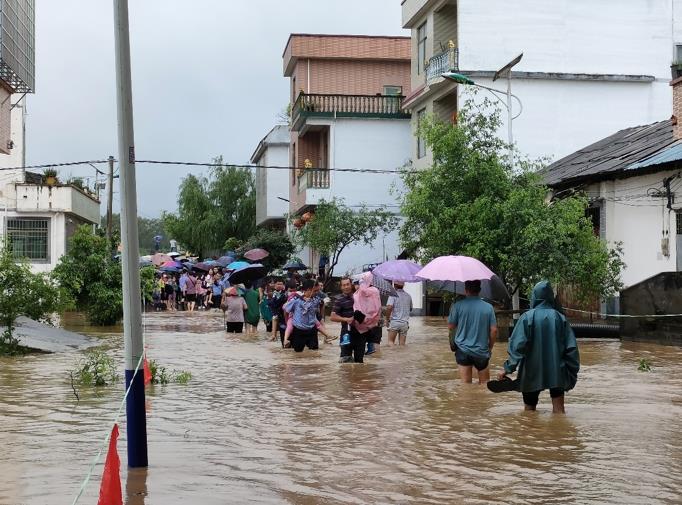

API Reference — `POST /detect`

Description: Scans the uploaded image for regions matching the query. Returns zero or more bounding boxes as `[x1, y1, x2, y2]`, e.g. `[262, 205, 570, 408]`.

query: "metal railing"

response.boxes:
[425, 48, 459, 84]
[293, 93, 408, 119]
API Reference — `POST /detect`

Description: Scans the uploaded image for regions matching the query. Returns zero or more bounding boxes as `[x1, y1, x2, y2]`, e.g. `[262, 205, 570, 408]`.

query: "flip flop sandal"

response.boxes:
[487, 377, 520, 393]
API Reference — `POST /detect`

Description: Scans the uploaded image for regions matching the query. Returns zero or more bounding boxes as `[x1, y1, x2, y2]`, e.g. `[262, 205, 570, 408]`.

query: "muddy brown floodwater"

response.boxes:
[1, 312, 682, 504]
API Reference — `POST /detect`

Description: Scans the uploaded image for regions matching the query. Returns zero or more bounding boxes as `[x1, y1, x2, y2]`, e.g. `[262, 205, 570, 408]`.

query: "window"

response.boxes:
[6, 217, 49, 261]
[676, 44, 682, 63]
[383, 85, 402, 96]
[417, 108, 426, 159]
[417, 22, 427, 75]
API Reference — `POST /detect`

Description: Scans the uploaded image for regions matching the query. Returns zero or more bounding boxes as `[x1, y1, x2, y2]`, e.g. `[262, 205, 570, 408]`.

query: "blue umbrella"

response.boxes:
[226, 260, 250, 271]
[228, 264, 268, 284]
[159, 265, 181, 273]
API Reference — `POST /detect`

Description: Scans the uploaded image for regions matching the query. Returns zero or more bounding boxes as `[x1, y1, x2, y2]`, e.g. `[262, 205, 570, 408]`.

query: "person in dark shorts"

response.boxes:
[497, 280, 580, 414]
[330, 277, 356, 362]
[448, 280, 498, 384]
[343, 272, 381, 364]
[283, 279, 319, 352]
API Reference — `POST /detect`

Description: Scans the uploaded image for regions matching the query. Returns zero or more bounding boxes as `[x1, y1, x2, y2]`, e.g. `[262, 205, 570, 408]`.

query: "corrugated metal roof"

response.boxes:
[541, 119, 675, 187]
[626, 141, 682, 170]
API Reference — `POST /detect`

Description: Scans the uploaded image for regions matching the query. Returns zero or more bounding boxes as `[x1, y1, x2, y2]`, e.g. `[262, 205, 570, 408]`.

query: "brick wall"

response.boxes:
[0, 86, 11, 155]
[673, 77, 682, 140]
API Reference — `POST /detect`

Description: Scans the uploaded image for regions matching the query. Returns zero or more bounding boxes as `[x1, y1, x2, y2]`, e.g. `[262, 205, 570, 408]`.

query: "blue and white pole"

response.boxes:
[113, 0, 148, 467]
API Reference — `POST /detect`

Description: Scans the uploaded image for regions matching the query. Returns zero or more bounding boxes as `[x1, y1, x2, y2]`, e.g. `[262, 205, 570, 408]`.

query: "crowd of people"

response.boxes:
[152, 267, 580, 413]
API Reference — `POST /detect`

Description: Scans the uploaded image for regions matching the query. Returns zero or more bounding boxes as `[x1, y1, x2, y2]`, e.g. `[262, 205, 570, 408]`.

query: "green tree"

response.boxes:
[292, 198, 399, 285]
[162, 156, 256, 257]
[237, 228, 295, 272]
[0, 243, 67, 355]
[104, 214, 170, 254]
[52, 226, 155, 325]
[400, 101, 623, 303]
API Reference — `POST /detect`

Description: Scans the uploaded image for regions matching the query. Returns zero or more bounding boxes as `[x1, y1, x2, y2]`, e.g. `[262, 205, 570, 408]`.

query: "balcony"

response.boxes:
[15, 184, 101, 224]
[291, 93, 411, 131]
[425, 48, 459, 85]
[298, 168, 330, 191]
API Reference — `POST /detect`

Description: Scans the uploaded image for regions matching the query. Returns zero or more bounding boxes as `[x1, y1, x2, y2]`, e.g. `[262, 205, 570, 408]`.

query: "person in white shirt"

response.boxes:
[385, 282, 413, 346]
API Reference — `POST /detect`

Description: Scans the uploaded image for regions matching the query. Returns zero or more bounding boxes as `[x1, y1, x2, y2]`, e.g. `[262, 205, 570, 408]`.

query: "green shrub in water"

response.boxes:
[72, 350, 119, 387]
[148, 359, 192, 385]
[638, 358, 652, 372]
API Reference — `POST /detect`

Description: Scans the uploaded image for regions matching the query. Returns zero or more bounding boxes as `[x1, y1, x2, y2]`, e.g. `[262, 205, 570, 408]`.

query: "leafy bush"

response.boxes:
[148, 359, 192, 385]
[0, 242, 67, 355]
[53, 226, 153, 325]
[71, 349, 119, 387]
[638, 358, 652, 372]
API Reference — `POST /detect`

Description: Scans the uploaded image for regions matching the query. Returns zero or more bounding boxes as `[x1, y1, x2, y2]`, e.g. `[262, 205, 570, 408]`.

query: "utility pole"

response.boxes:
[113, 0, 147, 467]
[106, 155, 114, 242]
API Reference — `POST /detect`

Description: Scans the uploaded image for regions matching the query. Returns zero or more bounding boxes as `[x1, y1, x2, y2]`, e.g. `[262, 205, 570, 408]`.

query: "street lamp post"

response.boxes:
[442, 53, 523, 170]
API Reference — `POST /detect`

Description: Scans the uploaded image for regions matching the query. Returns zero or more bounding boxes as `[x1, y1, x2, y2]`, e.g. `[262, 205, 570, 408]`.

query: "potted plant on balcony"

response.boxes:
[43, 168, 59, 187]
[672, 61, 682, 80]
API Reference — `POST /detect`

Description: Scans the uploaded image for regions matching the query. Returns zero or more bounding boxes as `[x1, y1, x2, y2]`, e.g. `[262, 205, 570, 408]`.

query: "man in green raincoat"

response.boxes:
[497, 281, 580, 414]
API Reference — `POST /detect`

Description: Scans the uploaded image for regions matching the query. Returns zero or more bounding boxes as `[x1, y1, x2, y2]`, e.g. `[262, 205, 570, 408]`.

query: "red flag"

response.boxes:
[143, 357, 152, 386]
[97, 424, 122, 505]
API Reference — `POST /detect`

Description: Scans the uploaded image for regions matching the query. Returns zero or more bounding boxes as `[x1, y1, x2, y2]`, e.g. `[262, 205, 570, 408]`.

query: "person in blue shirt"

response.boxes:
[283, 279, 320, 352]
[448, 280, 498, 384]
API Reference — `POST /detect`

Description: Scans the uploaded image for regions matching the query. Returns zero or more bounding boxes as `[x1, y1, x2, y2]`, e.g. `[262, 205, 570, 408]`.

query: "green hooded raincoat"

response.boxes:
[503, 281, 580, 393]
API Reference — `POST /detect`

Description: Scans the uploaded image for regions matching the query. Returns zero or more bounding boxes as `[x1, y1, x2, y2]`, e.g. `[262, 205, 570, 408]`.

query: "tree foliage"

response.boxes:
[162, 156, 256, 257]
[400, 100, 624, 303]
[52, 226, 155, 325]
[237, 228, 295, 272]
[105, 214, 169, 254]
[0, 243, 67, 354]
[292, 198, 398, 283]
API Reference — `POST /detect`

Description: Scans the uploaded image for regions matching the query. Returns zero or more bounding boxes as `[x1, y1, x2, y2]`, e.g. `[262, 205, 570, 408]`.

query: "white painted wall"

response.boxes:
[456, 0, 676, 162]
[1, 210, 67, 273]
[263, 144, 290, 221]
[15, 184, 100, 224]
[587, 171, 680, 289]
[459, 0, 675, 77]
[462, 77, 670, 162]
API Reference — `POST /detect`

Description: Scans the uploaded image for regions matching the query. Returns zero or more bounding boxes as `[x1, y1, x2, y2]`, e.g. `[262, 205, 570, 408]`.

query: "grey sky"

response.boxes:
[27, 0, 406, 218]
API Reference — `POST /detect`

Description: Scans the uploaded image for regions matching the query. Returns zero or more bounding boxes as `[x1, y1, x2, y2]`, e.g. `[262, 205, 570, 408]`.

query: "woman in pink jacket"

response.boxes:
[340, 272, 381, 364]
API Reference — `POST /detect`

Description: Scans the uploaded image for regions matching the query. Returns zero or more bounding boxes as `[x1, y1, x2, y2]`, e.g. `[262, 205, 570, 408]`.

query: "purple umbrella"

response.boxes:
[372, 259, 422, 283]
[217, 255, 235, 267]
[244, 248, 269, 261]
[416, 255, 495, 282]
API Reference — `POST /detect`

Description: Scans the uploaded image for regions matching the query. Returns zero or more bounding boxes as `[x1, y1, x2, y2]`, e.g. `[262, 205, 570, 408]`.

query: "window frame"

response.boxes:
[417, 108, 426, 159]
[417, 22, 427, 75]
[383, 85, 403, 96]
[5, 216, 51, 262]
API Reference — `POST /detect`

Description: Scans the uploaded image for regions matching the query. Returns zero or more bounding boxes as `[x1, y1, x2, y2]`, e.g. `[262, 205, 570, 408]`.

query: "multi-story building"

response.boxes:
[281, 33, 424, 312]
[402, 0, 677, 169]
[0, 0, 101, 272]
[251, 125, 290, 230]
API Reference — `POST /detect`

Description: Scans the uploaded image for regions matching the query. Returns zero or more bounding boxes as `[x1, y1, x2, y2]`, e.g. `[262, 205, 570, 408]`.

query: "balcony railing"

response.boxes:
[291, 93, 410, 130]
[298, 169, 330, 191]
[425, 48, 459, 85]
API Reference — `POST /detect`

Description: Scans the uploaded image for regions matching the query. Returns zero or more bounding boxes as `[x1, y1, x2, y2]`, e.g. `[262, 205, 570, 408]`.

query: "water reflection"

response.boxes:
[0, 313, 681, 504]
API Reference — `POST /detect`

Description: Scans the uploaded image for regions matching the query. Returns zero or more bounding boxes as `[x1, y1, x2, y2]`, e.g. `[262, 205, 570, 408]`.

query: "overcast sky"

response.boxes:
[27, 0, 406, 217]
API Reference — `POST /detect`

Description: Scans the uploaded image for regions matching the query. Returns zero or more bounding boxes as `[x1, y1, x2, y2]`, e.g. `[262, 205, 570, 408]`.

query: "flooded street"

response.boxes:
[2, 312, 682, 504]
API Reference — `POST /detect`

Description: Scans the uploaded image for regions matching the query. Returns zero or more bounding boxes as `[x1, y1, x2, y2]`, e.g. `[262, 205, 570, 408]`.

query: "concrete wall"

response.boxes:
[2, 210, 66, 273]
[587, 171, 679, 290]
[620, 272, 682, 345]
[456, 0, 675, 161]
[256, 143, 289, 226]
[15, 184, 100, 224]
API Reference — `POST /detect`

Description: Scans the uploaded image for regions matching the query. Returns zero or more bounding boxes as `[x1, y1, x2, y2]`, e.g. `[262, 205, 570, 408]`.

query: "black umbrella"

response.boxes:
[283, 260, 308, 270]
[352, 272, 398, 297]
[428, 275, 510, 304]
[228, 263, 268, 284]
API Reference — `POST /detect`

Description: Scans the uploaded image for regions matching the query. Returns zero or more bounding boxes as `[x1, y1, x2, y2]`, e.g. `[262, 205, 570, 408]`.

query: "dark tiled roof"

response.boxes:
[541, 119, 675, 187]
[25, 171, 42, 184]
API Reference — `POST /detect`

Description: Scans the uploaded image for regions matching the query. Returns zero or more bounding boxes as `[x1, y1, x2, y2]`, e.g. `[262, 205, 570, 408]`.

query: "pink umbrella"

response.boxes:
[372, 259, 422, 282]
[244, 248, 269, 261]
[416, 255, 495, 282]
[151, 253, 173, 266]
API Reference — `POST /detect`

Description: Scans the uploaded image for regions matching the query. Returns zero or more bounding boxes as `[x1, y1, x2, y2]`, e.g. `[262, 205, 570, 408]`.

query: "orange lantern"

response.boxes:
[293, 218, 304, 229]
[302, 212, 313, 223]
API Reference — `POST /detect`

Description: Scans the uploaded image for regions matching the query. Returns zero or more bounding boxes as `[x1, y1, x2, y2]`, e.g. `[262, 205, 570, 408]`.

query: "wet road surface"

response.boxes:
[1, 311, 681, 504]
